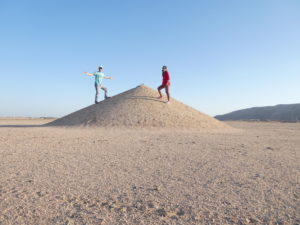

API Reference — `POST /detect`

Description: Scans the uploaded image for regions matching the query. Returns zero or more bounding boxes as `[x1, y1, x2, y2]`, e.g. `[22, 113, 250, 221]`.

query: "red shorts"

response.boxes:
[162, 81, 170, 87]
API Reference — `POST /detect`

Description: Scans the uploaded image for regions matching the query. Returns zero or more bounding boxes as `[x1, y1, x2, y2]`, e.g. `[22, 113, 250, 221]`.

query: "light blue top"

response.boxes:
[93, 72, 105, 85]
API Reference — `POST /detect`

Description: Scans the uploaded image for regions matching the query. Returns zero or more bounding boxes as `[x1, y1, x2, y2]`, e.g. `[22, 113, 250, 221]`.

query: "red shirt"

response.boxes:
[162, 71, 170, 85]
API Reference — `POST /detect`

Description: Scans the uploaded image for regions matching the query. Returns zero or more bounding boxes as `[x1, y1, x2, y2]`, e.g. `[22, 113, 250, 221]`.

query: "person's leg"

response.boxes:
[101, 86, 109, 99]
[157, 85, 164, 98]
[95, 84, 99, 103]
[165, 85, 170, 102]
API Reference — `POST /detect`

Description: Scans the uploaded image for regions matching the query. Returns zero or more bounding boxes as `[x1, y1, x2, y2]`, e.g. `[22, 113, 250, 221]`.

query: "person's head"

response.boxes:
[98, 66, 103, 72]
[162, 65, 167, 72]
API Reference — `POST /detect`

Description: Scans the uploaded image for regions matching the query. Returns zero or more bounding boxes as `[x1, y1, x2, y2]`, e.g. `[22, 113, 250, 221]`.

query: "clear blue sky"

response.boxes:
[1, 0, 299, 117]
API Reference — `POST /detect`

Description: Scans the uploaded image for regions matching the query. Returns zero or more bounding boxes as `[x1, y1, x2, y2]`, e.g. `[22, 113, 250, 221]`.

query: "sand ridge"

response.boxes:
[47, 85, 230, 130]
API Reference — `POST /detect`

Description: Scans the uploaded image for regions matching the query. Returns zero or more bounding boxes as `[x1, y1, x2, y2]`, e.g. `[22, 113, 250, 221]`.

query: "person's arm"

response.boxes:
[104, 76, 112, 79]
[84, 72, 94, 76]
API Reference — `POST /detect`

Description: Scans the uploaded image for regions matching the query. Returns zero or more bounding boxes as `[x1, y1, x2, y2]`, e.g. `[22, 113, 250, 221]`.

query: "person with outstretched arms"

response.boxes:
[84, 66, 112, 104]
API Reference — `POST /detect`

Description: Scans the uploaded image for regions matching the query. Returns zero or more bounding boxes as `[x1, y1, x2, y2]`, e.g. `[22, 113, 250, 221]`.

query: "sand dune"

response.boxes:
[47, 85, 229, 130]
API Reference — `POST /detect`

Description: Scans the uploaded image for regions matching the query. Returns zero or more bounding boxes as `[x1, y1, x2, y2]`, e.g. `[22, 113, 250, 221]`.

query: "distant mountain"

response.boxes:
[215, 103, 300, 122]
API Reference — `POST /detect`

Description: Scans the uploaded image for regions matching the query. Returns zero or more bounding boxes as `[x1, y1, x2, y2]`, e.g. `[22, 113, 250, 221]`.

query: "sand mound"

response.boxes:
[47, 85, 230, 130]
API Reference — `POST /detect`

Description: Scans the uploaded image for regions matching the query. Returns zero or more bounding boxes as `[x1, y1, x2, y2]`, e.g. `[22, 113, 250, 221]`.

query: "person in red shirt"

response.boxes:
[157, 65, 171, 104]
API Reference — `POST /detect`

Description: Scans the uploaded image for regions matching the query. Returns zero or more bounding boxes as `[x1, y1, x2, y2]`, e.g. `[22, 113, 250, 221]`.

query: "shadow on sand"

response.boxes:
[126, 96, 165, 103]
[0, 124, 45, 128]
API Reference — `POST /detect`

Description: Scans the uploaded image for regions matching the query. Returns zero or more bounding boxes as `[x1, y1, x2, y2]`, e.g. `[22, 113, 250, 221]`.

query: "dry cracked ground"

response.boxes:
[0, 119, 299, 224]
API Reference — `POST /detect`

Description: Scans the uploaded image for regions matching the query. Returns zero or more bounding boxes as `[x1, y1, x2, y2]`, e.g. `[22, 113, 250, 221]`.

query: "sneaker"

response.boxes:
[166, 101, 171, 104]
[105, 96, 111, 99]
[95, 101, 99, 104]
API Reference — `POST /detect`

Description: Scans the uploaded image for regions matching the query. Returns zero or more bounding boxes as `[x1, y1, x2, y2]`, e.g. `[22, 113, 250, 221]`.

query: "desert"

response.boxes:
[1, 91, 299, 224]
[2, 1, 300, 224]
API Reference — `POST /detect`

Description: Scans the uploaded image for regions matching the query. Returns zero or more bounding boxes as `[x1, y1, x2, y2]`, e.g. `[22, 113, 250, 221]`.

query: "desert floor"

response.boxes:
[0, 119, 299, 224]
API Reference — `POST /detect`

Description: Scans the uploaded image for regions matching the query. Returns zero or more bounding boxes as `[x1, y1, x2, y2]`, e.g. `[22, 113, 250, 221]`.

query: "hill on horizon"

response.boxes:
[215, 103, 300, 122]
[47, 85, 230, 130]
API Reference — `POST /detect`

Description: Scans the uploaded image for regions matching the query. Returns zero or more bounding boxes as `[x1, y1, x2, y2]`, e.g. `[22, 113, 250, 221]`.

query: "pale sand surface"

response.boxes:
[0, 120, 299, 224]
[0, 118, 54, 126]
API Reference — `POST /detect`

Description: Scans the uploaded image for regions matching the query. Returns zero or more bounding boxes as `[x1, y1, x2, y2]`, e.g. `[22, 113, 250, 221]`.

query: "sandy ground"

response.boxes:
[0, 119, 299, 224]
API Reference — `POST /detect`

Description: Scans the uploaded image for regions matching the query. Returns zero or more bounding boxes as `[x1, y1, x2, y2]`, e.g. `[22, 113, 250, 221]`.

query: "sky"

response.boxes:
[0, 0, 299, 117]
